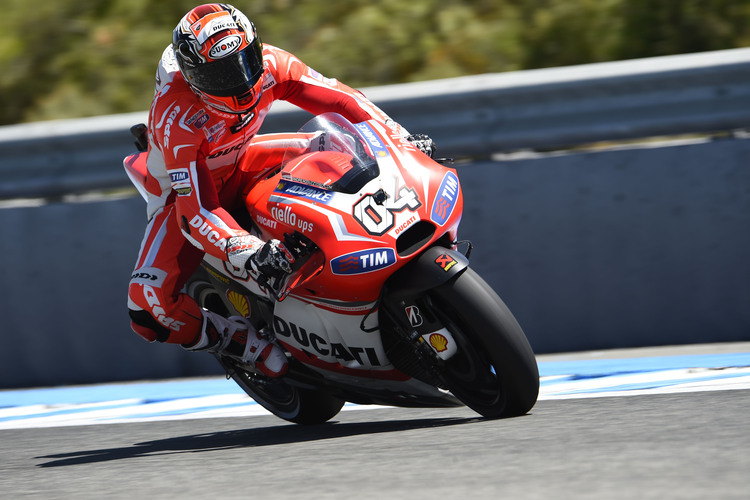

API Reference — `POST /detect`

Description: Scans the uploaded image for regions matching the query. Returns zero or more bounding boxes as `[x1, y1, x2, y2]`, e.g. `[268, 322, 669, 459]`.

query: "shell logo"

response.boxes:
[429, 333, 449, 352]
[226, 290, 250, 318]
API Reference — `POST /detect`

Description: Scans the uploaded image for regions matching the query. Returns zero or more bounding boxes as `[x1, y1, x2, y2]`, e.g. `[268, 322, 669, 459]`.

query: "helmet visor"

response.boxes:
[181, 38, 264, 98]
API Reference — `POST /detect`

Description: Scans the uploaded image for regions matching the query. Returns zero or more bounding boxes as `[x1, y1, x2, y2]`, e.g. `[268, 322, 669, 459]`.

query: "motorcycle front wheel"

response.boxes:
[430, 267, 539, 418]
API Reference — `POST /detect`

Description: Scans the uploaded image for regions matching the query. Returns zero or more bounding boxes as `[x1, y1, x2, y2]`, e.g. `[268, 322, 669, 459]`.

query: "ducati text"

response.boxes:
[274, 317, 382, 366]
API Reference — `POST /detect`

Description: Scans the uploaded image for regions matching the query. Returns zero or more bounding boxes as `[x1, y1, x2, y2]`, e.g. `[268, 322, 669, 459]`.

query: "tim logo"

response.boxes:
[170, 169, 189, 183]
[430, 171, 459, 226]
[331, 248, 396, 275]
[193, 113, 210, 129]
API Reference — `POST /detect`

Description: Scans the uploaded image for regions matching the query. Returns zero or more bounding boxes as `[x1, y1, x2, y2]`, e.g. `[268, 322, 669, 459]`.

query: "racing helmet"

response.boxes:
[172, 4, 265, 114]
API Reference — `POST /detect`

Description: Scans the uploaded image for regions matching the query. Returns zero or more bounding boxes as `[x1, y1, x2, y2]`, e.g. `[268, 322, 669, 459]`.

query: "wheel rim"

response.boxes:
[438, 314, 506, 411]
[229, 361, 301, 416]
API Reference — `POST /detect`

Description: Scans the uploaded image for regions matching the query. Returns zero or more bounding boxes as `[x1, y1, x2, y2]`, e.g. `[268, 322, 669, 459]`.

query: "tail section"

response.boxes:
[123, 152, 149, 201]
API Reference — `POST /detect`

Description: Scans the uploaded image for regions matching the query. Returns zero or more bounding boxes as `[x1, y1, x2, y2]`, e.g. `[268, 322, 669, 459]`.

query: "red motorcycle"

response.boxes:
[125, 113, 539, 423]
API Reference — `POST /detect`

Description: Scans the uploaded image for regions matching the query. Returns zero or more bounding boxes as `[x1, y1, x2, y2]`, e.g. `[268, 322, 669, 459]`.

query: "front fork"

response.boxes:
[382, 294, 459, 363]
[378, 246, 470, 376]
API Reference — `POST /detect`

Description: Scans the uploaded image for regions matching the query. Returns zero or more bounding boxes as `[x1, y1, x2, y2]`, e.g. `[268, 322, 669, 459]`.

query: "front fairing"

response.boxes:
[245, 113, 463, 303]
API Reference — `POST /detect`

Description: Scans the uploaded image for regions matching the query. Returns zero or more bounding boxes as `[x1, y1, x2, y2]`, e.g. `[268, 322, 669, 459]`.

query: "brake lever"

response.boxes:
[257, 273, 282, 302]
[283, 231, 317, 262]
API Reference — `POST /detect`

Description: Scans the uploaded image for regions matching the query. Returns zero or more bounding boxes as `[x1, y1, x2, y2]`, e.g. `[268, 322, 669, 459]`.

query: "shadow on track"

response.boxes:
[36, 415, 482, 468]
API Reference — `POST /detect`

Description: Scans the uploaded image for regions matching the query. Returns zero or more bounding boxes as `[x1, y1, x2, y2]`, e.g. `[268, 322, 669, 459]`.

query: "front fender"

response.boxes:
[386, 246, 469, 298]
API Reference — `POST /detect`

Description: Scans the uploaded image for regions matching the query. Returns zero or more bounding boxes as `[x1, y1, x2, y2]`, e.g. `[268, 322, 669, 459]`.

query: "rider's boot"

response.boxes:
[184, 310, 288, 378]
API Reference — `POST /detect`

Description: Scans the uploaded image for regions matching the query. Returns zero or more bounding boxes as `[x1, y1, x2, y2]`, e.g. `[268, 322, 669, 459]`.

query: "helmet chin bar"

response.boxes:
[189, 86, 262, 133]
[191, 76, 264, 115]
[197, 90, 253, 114]
[194, 89, 247, 115]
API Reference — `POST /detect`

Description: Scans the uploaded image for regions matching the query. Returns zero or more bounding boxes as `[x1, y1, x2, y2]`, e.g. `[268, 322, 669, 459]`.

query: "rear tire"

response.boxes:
[219, 356, 346, 425]
[186, 278, 345, 425]
[431, 267, 539, 417]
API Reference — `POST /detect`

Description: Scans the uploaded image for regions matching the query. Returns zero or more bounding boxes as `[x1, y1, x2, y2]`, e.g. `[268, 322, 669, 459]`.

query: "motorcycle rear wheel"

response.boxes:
[430, 267, 539, 418]
[187, 278, 345, 425]
[219, 356, 346, 425]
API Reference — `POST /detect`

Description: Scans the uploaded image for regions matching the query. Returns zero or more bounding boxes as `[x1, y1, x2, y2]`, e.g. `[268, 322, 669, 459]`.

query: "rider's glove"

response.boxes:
[250, 239, 294, 278]
[407, 134, 437, 158]
[226, 235, 293, 279]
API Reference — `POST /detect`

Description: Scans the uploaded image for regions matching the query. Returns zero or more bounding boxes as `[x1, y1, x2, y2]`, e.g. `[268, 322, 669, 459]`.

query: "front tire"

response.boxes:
[431, 267, 539, 418]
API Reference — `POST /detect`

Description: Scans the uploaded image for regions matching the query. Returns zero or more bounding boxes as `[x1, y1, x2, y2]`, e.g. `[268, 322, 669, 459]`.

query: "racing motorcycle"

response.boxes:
[124, 113, 539, 424]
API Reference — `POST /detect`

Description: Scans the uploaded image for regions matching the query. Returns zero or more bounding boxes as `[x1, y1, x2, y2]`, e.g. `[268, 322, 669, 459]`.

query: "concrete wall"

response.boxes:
[1, 136, 748, 388]
[461, 137, 750, 353]
[0, 195, 222, 388]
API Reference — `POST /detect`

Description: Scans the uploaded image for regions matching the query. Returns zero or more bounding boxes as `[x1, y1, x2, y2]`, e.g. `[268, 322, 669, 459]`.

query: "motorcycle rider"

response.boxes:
[127, 3, 435, 377]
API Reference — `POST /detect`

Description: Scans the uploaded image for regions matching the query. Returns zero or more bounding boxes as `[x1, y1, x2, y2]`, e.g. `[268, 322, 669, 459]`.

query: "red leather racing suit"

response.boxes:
[127, 44, 403, 345]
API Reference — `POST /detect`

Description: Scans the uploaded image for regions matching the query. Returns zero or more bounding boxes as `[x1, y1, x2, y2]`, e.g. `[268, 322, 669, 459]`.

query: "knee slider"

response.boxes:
[129, 309, 171, 343]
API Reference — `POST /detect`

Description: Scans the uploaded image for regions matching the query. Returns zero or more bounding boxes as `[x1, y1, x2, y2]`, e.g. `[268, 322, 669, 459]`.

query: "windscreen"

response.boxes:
[281, 113, 380, 194]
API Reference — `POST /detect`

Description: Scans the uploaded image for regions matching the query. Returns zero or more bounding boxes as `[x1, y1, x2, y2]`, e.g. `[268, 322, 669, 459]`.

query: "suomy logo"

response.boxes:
[208, 35, 242, 59]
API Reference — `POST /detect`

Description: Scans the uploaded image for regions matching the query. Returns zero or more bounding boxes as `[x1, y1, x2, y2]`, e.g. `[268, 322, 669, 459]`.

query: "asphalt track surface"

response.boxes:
[2, 344, 749, 499]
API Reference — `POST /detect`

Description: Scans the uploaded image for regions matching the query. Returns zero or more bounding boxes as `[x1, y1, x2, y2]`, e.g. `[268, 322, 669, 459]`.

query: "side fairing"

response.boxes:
[244, 117, 463, 302]
[273, 297, 394, 373]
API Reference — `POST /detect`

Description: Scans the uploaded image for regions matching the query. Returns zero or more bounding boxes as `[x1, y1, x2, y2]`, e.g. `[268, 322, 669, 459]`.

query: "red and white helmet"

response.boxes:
[172, 4, 264, 114]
